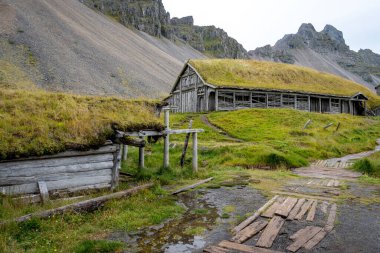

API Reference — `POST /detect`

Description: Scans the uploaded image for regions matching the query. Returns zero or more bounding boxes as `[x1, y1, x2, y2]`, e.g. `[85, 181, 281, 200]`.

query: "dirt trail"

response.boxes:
[200, 115, 244, 143]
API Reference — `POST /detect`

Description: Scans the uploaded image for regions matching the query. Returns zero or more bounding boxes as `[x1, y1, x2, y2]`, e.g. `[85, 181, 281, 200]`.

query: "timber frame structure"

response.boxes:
[165, 62, 369, 116]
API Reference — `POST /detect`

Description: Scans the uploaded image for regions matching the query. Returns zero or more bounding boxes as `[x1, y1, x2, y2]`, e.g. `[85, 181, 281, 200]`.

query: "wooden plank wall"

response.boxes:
[0, 145, 119, 195]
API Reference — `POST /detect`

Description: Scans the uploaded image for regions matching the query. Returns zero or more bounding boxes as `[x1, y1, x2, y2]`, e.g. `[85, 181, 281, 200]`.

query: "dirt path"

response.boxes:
[200, 115, 244, 143]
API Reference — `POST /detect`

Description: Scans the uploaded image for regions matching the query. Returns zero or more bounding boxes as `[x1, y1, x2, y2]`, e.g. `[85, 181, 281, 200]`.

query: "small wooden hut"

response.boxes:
[165, 59, 374, 116]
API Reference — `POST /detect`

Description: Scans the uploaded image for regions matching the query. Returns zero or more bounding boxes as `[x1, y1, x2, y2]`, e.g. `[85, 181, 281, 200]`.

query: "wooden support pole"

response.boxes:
[233, 91, 236, 109]
[180, 120, 193, 167]
[164, 109, 170, 168]
[111, 145, 121, 190]
[329, 98, 332, 113]
[192, 132, 198, 172]
[308, 96, 311, 112]
[138, 138, 144, 169]
[319, 98, 322, 113]
[303, 119, 312, 130]
[38, 181, 49, 204]
[215, 90, 219, 111]
[122, 145, 128, 161]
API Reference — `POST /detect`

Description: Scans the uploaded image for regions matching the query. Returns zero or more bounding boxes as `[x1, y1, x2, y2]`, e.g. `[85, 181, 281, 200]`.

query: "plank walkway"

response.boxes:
[204, 142, 379, 252]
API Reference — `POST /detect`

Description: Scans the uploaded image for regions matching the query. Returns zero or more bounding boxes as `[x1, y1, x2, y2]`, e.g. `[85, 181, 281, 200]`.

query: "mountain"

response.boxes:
[81, 0, 249, 59]
[249, 23, 380, 90]
[0, 0, 205, 98]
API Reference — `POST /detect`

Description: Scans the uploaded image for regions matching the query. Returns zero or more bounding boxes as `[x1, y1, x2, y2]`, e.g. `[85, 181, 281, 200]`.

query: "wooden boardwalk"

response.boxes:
[204, 140, 379, 252]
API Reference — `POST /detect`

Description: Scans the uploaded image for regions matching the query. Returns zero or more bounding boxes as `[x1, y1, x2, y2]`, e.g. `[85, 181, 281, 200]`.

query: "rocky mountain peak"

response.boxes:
[298, 23, 316, 34]
[170, 16, 194, 26]
[322, 24, 345, 44]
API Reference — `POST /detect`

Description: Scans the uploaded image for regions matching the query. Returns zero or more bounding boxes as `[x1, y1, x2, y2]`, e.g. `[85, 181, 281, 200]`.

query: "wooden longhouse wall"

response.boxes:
[0, 145, 120, 196]
[166, 63, 369, 116]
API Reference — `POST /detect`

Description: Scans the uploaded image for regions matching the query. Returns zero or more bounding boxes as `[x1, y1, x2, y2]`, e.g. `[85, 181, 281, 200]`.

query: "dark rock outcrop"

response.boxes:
[249, 23, 380, 89]
[81, 0, 249, 59]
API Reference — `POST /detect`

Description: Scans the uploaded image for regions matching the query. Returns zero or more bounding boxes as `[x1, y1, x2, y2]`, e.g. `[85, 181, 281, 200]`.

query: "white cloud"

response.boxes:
[162, 0, 380, 53]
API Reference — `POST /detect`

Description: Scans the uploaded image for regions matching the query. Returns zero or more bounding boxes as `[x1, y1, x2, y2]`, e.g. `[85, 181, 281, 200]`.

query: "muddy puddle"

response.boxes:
[109, 186, 266, 253]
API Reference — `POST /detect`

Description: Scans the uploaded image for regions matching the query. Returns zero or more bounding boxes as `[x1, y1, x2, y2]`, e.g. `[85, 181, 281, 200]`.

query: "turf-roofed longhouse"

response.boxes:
[165, 59, 380, 116]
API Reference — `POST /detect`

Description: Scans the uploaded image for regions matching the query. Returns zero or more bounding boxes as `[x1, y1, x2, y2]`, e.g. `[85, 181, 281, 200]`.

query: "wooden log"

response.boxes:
[286, 226, 322, 252]
[335, 122, 341, 132]
[138, 138, 145, 169]
[306, 200, 318, 221]
[303, 229, 327, 250]
[231, 220, 268, 243]
[287, 198, 305, 220]
[0, 145, 117, 165]
[256, 215, 285, 248]
[0, 161, 113, 180]
[294, 200, 313, 220]
[325, 203, 337, 232]
[172, 177, 213, 195]
[38, 181, 49, 204]
[320, 201, 329, 214]
[303, 119, 312, 129]
[192, 132, 198, 172]
[323, 122, 334, 130]
[2, 183, 153, 224]
[233, 195, 279, 233]
[261, 197, 284, 218]
[0, 154, 114, 172]
[217, 240, 282, 253]
[275, 197, 298, 218]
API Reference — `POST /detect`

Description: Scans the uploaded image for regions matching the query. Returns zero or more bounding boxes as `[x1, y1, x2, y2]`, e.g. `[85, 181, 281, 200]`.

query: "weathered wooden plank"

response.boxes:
[231, 220, 268, 243]
[271, 191, 335, 201]
[172, 177, 213, 195]
[203, 246, 231, 253]
[261, 198, 283, 218]
[218, 240, 283, 253]
[1, 169, 112, 186]
[0, 145, 116, 165]
[289, 227, 308, 240]
[303, 229, 327, 250]
[192, 132, 198, 172]
[111, 145, 121, 190]
[0, 153, 114, 171]
[275, 197, 298, 218]
[287, 226, 322, 252]
[306, 200, 318, 221]
[287, 198, 305, 220]
[256, 215, 285, 248]
[325, 203, 337, 232]
[1, 174, 112, 195]
[294, 200, 313, 220]
[164, 129, 204, 135]
[38, 181, 49, 204]
[2, 183, 153, 224]
[233, 195, 279, 233]
[0, 161, 113, 179]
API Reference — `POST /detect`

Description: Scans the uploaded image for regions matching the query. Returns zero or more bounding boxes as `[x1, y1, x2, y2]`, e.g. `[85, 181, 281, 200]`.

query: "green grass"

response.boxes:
[353, 152, 380, 178]
[0, 88, 163, 160]
[189, 59, 380, 108]
[0, 186, 183, 252]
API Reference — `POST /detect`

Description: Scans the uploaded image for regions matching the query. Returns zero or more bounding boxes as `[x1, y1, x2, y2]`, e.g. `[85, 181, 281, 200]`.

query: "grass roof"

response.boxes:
[0, 88, 164, 161]
[189, 59, 380, 108]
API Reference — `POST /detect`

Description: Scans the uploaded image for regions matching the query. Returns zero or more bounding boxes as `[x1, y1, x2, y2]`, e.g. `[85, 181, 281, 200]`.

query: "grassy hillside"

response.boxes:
[0, 88, 163, 160]
[189, 59, 380, 108]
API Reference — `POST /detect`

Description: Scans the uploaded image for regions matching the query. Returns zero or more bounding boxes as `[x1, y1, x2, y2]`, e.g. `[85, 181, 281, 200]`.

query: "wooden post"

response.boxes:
[349, 101, 353, 115]
[122, 145, 128, 161]
[164, 109, 170, 168]
[180, 120, 193, 167]
[308, 96, 311, 112]
[250, 92, 253, 108]
[294, 95, 298, 109]
[266, 93, 269, 108]
[215, 90, 219, 111]
[111, 145, 121, 190]
[38, 181, 49, 204]
[319, 98, 322, 113]
[139, 138, 144, 169]
[233, 91, 236, 109]
[192, 132, 198, 172]
[363, 101, 366, 116]
[329, 98, 332, 113]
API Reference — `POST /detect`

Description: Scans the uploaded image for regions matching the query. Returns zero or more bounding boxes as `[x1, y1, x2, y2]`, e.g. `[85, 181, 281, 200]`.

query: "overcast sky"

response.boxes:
[162, 0, 380, 54]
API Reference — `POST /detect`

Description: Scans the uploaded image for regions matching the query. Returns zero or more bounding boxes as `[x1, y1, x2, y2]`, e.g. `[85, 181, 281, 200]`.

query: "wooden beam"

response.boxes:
[232, 220, 268, 243]
[38, 181, 49, 204]
[287, 226, 322, 252]
[172, 177, 213, 195]
[2, 183, 153, 224]
[180, 120, 193, 167]
[217, 240, 282, 253]
[233, 195, 279, 233]
[165, 129, 204, 135]
[192, 132, 198, 172]
[233, 91, 236, 109]
[138, 138, 144, 169]
[122, 145, 128, 161]
[111, 145, 121, 190]
[256, 215, 285, 248]
[215, 90, 219, 111]
[308, 96, 311, 112]
[164, 109, 170, 168]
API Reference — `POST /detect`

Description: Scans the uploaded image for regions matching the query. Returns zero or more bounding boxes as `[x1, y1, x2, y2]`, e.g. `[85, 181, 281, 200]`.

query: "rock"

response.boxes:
[249, 23, 380, 89]
[81, 0, 249, 59]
